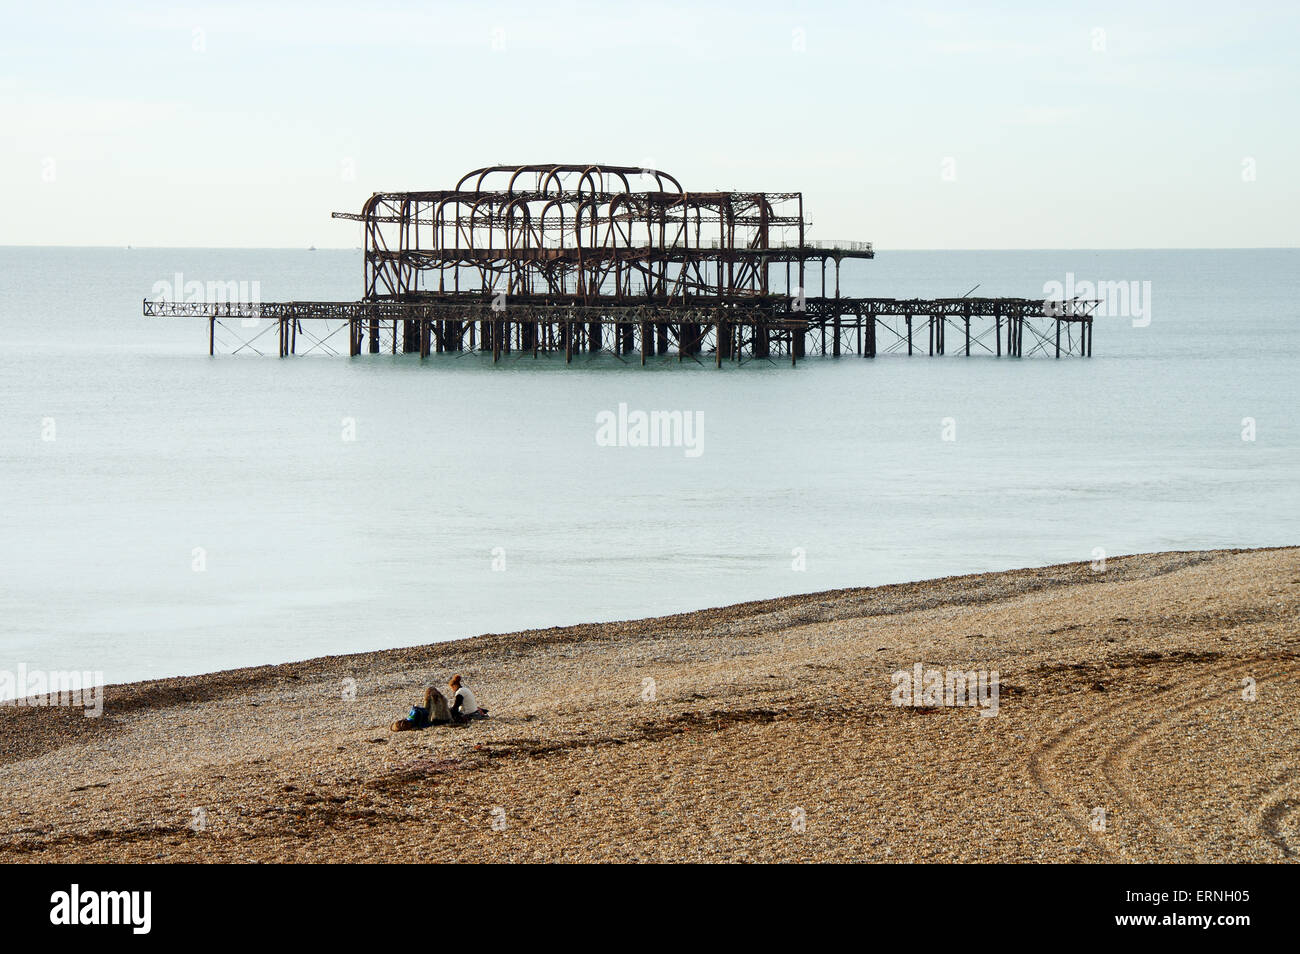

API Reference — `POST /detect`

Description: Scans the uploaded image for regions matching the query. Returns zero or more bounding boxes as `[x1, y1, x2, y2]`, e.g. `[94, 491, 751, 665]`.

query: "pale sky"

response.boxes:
[1, 0, 1296, 248]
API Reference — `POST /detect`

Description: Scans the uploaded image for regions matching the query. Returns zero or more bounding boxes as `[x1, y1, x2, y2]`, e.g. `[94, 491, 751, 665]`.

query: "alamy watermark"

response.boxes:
[891, 663, 999, 717]
[151, 272, 263, 326]
[1042, 273, 1151, 327]
[595, 402, 704, 458]
[50, 884, 150, 934]
[151, 272, 261, 306]
[1, 664, 104, 717]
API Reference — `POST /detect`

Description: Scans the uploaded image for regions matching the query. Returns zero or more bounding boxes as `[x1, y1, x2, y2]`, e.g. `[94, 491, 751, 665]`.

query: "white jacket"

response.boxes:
[454, 685, 478, 714]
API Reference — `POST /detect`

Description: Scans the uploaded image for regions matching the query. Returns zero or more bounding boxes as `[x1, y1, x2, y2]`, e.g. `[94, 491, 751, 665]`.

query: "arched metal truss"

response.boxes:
[330, 163, 867, 304]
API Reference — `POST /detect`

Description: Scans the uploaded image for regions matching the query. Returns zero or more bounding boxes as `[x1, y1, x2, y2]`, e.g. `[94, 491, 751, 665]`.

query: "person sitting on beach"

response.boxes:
[449, 674, 488, 720]
[391, 686, 456, 731]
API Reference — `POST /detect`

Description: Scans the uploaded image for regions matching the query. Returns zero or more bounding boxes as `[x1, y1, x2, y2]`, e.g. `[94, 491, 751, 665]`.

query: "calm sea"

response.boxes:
[1, 247, 1296, 691]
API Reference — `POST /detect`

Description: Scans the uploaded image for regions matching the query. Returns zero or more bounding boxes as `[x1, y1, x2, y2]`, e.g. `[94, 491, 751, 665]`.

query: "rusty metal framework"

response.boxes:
[145, 163, 1098, 363]
[331, 163, 870, 304]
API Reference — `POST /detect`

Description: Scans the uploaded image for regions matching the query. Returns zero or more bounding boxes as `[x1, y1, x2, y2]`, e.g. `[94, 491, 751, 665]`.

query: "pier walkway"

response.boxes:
[144, 294, 1097, 363]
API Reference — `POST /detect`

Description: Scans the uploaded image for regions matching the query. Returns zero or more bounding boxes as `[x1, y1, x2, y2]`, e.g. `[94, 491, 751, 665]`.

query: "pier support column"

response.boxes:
[680, 322, 697, 356]
[718, 319, 733, 363]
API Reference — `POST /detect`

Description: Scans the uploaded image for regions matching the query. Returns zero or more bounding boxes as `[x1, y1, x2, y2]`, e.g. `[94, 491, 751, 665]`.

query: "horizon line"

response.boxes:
[2, 244, 1298, 253]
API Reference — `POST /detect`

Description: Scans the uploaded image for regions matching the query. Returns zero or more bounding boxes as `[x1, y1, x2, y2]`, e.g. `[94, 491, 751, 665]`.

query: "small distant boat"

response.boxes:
[308, 245, 317, 252]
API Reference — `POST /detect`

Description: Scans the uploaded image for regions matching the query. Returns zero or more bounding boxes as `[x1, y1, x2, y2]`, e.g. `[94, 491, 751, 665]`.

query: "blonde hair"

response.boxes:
[424, 686, 453, 723]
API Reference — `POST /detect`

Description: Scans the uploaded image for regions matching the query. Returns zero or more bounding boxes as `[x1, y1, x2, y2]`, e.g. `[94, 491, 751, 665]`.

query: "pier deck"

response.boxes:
[144, 294, 1096, 363]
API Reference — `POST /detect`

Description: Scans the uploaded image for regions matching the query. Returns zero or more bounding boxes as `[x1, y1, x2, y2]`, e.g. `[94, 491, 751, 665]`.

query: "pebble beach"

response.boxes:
[2, 547, 1297, 863]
